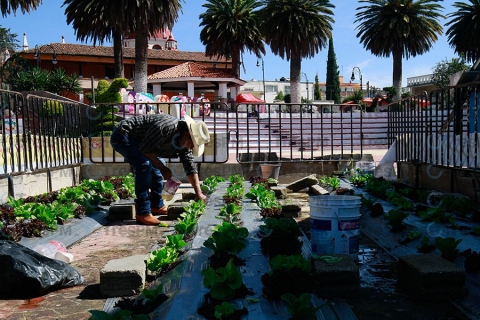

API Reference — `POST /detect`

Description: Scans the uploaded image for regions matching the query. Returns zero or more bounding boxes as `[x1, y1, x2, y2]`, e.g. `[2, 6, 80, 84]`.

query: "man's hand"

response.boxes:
[196, 192, 208, 202]
[159, 166, 172, 180]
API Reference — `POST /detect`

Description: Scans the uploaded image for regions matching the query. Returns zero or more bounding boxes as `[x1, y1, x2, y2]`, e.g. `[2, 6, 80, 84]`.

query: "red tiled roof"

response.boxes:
[26, 43, 226, 63]
[147, 62, 238, 80]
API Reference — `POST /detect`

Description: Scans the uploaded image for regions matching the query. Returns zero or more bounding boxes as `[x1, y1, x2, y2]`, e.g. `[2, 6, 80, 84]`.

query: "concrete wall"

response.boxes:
[398, 162, 480, 200]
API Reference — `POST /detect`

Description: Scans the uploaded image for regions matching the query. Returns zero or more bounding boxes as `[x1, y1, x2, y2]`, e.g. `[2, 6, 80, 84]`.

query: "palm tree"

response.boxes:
[0, 0, 41, 16]
[259, 0, 335, 104]
[63, 0, 125, 78]
[64, 0, 182, 94]
[199, 0, 266, 80]
[355, 0, 444, 100]
[445, 0, 480, 64]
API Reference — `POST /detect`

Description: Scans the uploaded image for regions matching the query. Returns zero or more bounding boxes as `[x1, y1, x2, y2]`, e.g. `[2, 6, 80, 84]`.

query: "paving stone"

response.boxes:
[270, 186, 288, 199]
[167, 202, 189, 220]
[309, 184, 330, 195]
[313, 254, 359, 298]
[181, 191, 197, 201]
[285, 174, 319, 192]
[278, 199, 302, 216]
[108, 203, 135, 221]
[100, 255, 146, 297]
[397, 254, 467, 300]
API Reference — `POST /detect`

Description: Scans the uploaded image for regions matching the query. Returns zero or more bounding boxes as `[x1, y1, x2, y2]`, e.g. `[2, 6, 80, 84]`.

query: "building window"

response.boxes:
[284, 86, 290, 95]
[244, 88, 254, 91]
[105, 66, 115, 80]
[265, 85, 277, 93]
[152, 45, 162, 50]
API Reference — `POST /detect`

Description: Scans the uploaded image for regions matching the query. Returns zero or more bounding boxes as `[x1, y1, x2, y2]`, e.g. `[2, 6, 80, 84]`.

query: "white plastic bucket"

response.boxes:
[309, 195, 362, 259]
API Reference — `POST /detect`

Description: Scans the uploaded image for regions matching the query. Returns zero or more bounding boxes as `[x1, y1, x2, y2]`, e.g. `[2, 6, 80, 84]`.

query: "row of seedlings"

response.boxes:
[247, 176, 328, 320]
[351, 172, 480, 272]
[0, 174, 135, 241]
[198, 174, 252, 319]
[91, 176, 225, 318]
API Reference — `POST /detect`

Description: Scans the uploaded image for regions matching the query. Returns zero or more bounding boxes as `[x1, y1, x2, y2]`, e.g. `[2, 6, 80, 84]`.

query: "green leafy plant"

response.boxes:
[435, 237, 463, 261]
[201, 258, 243, 301]
[174, 211, 198, 235]
[281, 292, 327, 320]
[146, 246, 179, 272]
[269, 254, 312, 274]
[165, 234, 188, 252]
[204, 222, 249, 255]
[201, 175, 225, 195]
[407, 230, 422, 240]
[216, 203, 242, 223]
[384, 209, 409, 232]
[42, 100, 64, 116]
[418, 207, 451, 223]
[141, 284, 163, 303]
[319, 176, 340, 189]
[417, 237, 436, 253]
[214, 301, 235, 319]
[473, 226, 480, 236]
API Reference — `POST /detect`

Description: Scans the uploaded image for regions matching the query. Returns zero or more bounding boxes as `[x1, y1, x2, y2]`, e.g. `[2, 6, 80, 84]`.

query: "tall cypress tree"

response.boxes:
[313, 73, 322, 100]
[325, 38, 341, 103]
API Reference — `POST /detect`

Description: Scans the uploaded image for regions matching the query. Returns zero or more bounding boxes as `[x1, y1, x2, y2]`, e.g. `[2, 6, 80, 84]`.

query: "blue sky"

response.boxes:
[2, 0, 461, 88]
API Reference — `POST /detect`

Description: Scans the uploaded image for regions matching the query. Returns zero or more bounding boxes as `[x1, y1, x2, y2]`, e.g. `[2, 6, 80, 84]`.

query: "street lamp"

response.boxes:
[301, 72, 309, 102]
[34, 44, 58, 69]
[256, 58, 265, 102]
[351, 66, 362, 92]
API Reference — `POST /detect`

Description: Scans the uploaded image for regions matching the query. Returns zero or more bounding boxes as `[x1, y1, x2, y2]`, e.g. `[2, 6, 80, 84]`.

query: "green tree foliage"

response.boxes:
[355, 0, 444, 100]
[96, 78, 128, 103]
[199, 0, 265, 79]
[313, 73, 322, 100]
[0, 53, 31, 89]
[275, 90, 285, 101]
[0, 0, 41, 17]
[325, 38, 341, 103]
[0, 26, 18, 51]
[10, 67, 81, 95]
[94, 78, 128, 135]
[259, 0, 335, 104]
[431, 56, 470, 90]
[446, 0, 480, 64]
[284, 94, 291, 104]
[382, 86, 397, 104]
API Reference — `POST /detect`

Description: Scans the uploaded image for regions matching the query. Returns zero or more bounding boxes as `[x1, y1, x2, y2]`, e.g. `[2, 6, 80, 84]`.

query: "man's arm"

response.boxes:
[144, 153, 172, 180]
[187, 173, 207, 202]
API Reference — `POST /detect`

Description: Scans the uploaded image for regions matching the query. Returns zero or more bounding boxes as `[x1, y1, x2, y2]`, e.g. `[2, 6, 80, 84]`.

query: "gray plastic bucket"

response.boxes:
[309, 195, 362, 259]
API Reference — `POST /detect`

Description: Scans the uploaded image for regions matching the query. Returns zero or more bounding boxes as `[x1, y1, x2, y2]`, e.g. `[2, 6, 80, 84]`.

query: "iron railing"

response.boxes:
[388, 81, 480, 170]
[0, 90, 82, 175]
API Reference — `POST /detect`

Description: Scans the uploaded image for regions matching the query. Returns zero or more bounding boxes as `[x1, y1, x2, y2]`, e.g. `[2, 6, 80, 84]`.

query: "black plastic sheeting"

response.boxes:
[0, 240, 84, 298]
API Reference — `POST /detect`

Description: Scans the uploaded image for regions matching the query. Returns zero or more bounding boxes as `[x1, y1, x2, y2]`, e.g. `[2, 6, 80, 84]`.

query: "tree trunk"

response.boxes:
[392, 49, 402, 101]
[134, 24, 149, 94]
[113, 30, 124, 78]
[290, 53, 302, 106]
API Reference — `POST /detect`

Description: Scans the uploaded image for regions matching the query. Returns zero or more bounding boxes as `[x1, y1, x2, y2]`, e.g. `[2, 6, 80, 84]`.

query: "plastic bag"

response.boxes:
[0, 240, 84, 298]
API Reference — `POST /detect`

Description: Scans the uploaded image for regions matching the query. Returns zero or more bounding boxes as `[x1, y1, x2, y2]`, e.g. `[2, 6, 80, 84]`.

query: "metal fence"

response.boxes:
[388, 81, 480, 170]
[0, 90, 82, 175]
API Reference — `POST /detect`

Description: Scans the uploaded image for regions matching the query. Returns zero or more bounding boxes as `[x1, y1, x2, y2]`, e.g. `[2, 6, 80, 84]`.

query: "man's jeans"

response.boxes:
[110, 127, 165, 215]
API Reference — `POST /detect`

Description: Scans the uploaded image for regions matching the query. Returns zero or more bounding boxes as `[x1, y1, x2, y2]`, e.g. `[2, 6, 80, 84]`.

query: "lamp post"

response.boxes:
[34, 44, 58, 69]
[301, 72, 309, 102]
[256, 58, 265, 102]
[351, 66, 362, 92]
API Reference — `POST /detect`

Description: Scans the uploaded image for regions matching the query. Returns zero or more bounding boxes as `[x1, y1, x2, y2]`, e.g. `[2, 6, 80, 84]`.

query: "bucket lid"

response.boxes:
[310, 195, 362, 206]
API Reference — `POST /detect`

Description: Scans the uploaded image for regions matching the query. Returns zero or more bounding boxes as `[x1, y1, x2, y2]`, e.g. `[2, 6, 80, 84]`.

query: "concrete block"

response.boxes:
[167, 202, 189, 220]
[278, 199, 302, 213]
[100, 255, 146, 297]
[181, 191, 196, 201]
[313, 254, 359, 298]
[397, 254, 466, 300]
[309, 184, 330, 195]
[285, 174, 319, 192]
[270, 186, 289, 199]
[108, 203, 135, 221]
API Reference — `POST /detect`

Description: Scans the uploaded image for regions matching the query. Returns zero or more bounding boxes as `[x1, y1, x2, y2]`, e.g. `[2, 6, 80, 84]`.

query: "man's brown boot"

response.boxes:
[151, 206, 168, 215]
[136, 214, 161, 225]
